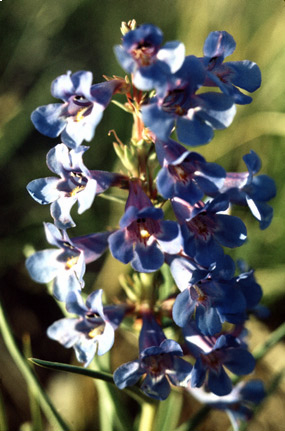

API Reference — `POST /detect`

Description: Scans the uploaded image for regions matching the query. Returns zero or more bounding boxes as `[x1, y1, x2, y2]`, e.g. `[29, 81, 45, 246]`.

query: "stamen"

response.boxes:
[88, 324, 105, 338]
[69, 185, 85, 196]
[75, 107, 89, 122]
[65, 255, 79, 269]
[140, 229, 150, 239]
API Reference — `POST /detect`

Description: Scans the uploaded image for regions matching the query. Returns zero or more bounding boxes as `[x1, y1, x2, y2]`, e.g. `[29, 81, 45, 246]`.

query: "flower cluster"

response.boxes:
[26, 20, 275, 416]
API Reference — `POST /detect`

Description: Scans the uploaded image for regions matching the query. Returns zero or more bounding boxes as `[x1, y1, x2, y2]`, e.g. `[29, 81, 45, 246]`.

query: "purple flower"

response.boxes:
[108, 182, 181, 272]
[114, 23, 185, 93]
[201, 31, 262, 104]
[141, 55, 236, 146]
[31, 71, 122, 148]
[172, 256, 247, 335]
[218, 150, 276, 229]
[184, 325, 255, 396]
[172, 194, 247, 267]
[25, 223, 110, 301]
[166, 253, 200, 292]
[155, 138, 226, 204]
[235, 261, 262, 311]
[27, 143, 125, 229]
[188, 380, 265, 429]
[47, 290, 125, 366]
[113, 313, 192, 400]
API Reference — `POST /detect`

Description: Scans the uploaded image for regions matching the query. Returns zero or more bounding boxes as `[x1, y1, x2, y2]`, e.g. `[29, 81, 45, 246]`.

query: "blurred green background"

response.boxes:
[0, 0, 284, 430]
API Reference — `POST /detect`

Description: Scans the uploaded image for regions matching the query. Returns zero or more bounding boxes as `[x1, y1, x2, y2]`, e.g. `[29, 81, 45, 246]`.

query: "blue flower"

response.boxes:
[25, 223, 110, 301]
[166, 254, 200, 292]
[172, 256, 247, 335]
[108, 182, 181, 272]
[113, 312, 192, 400]
[114, 23, 185, 93]
[188, 380, 265, 429]
[235, 261, 262, 311]
[184, 326, 255, 396]
[219, 150, 276, 229]
[31, 71, 121, 148]
[172, 194, 247, 267]
[141, 55, 236, 146]
[155, 138, 226, 204]
[27, 143, 125, 229]
[47, 290, 125, 366]
[201, 31, 262, 104]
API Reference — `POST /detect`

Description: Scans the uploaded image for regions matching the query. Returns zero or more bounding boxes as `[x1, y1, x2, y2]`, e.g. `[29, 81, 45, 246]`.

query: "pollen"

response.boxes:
[194, 285, 207, 302]
[175, 105, 186, 116]
[65, 256, 79, 269]
[75, 107, 88, 122]
[69, 185, 85, 196]
[140, 228, 151, 239]
[88, 324, 104, 338]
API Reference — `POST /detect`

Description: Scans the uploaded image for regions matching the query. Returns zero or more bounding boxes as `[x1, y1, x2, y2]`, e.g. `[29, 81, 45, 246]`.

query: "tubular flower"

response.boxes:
[184, 325, 255, 396]
[201, 31, 262, 104]
[218, 150, 276, 229]
[172, 255, 247, 335]
[155, 138, 226, 204]
[27, 143, 125, 229]
[25, 223, 110, 301]
[47, 290, 126, 366]
[113, 313, 192, 400]
[172, 194, 247, 267]
[141, 55, 236, 147]
[114, 23, 185, 93]
[188, 380, 265, 430]
[108, 182, 181, 272]
[31, 71, 122, 148]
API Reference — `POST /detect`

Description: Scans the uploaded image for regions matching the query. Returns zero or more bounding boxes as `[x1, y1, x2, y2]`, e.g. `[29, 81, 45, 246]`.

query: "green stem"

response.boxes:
[0, 301, 70, 431]
[138, 402, 157, 431]
[0, 390, 8, 431]
[111, 99, 132, 113]
[23, 334, 43, 431]
[98, 193, 126, 204]
[253, 322, 285, 361]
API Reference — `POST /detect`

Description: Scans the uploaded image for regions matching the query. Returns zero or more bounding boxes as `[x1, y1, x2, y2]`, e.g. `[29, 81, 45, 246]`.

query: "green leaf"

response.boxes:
[154, 389, 183, 431]
[29, 358, 114, 383]
[0, 303, 70, 431]
[30, 358, 155, 405]
[92, 354, 132, 431]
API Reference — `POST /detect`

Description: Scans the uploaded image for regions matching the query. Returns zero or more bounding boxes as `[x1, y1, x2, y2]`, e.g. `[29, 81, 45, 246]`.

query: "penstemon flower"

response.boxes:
[25, 20, 276, 429]
[113, 312, 193, 400]
[114, 23, 185, 94]
[27, 143, 125, 229]
[155, 138, 226, 203]
[47, 290, 126, 366]
[141, 55, 236, 146]
[184, 324, 255, 396]
[201, 31, 262, 104]
[31, 71, 123, 148]
[108, 181, 181, 272]
[26, 223, 110, 301]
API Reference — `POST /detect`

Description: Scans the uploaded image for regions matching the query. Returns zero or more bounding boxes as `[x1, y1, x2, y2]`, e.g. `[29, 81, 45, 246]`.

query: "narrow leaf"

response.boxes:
[29, 358, 114, 383]
[30, 357, 155, 405]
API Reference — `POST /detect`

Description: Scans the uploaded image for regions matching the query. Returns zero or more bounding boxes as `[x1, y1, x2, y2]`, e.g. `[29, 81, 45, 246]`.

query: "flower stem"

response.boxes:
[0, 301, 70, 431]
[253, 322, 285, 360]
[138, 402, 157, 431]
